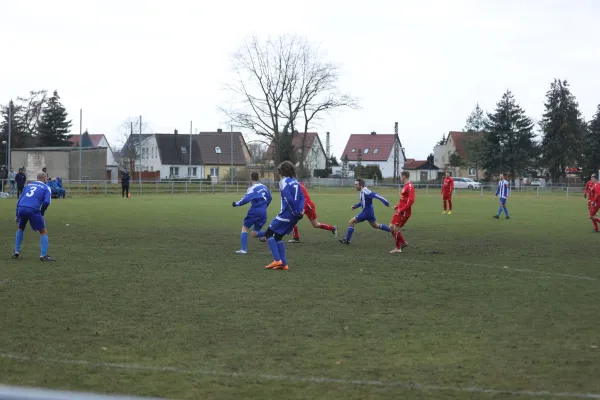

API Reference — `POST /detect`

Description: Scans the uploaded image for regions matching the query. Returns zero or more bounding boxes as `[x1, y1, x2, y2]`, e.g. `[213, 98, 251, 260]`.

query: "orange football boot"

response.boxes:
[265, 260, 283, 269]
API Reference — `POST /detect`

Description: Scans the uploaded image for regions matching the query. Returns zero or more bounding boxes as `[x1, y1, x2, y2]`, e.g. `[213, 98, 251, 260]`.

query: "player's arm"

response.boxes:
[351, 201, 361, 210]
[397, 186, 415, 214]
[266, 190, 273, 207]
[40, 187, 52, 215]
[233, 189, 254, 207]
[282, 184, 304, 217]
[450, 179, 454, 192]
[369, 191, 390, 207]
[495, 183, 500, 197]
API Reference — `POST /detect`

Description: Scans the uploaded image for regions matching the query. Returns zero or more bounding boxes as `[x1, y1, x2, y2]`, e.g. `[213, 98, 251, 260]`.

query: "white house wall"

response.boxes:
[305, 140, 327, 175]
[97, 136, 117, 166]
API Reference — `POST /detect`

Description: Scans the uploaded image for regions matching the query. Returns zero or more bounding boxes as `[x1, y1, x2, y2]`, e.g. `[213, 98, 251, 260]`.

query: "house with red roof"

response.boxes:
[403, 159, 440, 182]
[264, 132, 327, 177]
[68, 132, 119, 182]
[339, 131, 406, 178]
[433, 131, 484, 179]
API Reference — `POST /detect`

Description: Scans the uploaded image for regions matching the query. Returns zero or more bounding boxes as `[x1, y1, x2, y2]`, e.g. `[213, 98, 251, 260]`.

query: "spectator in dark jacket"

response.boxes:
[121, 169, 130, 198]
[15, 169, 27, 197]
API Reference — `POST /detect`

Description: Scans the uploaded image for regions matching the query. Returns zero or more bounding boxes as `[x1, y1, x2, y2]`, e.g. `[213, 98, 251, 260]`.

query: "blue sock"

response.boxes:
[379, 224, 391, 232]
[15, 230, 24, 253]
[256, 230, 265, 238]
[497, 206, 503, 216]
[40, 234, 49, 257]
[345, 226, 355, 242]
[267, 237, 280, 261]
[241, 231, 248, 251]
[276, 241, 287, 266]
[503, 207, 509, 217]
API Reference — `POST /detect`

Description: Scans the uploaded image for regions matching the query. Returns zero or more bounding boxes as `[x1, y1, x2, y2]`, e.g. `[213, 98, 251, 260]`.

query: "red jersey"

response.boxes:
[442, 177, 454, 194]
[585, 180, 595, 198]
[591, 182, 600, 204]
[299, 182, 312, 203]
[396, 181, 415, 215]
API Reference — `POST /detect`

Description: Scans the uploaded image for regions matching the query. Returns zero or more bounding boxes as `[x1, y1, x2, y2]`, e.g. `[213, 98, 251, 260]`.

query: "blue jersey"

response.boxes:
[17, 181, 52, 213]
[353, 187, 390, 212]
[278, 177, 305, 219]
[495, 180, 509, 199]
[235, 183, 272, 212]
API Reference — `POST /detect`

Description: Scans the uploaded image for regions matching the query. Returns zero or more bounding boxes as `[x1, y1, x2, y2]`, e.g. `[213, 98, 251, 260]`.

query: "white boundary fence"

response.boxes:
[0, 179, 587, 198]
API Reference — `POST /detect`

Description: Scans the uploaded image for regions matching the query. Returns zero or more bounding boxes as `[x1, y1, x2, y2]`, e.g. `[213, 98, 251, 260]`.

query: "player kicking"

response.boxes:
[255, 161, 305, 270]
[584, 174, 596, 210]
[288, 181, 337, 243]
[232, 172, 272, 254]
[12, 171, 55, 261]
[339, 178, 391, 244]
[586, 175, 600, 232]
[493, 173, 510, 219]
[390, 171, 415, 253]
[441, 171, 454, 214]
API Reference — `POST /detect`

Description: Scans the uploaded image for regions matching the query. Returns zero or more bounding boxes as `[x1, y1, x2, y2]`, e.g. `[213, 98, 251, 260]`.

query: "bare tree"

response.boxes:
[223, 35, 358, 172]
[116, 117, 153, 172]
[247, 141, 268, 163]
[12, 90, 48, 146]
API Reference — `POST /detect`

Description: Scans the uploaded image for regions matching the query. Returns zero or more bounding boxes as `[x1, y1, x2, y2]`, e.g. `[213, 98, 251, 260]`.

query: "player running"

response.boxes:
[586, 175, 600, 232]
[584, 174, 596, 210]
[255, 161, 305, 270]
[288, 181, 337, 243]
[493, 173, 510, 220]
[12, 171, 55, 261]
[441, 171, 454, 214]
[390, 171, 415, 254]
[232, 172, 272, 254]
[339, 178, 391, 245]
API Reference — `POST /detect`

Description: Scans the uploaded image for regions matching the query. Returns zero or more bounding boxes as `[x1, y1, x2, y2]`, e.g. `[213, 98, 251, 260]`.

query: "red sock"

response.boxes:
[318, 223, 334, 231]
[292, 225, 300, 239]
[448, 200, 453, 211]
[394, 232, 405, 249]
[443, 200, 447, 211]
[593, 219, 600, 231]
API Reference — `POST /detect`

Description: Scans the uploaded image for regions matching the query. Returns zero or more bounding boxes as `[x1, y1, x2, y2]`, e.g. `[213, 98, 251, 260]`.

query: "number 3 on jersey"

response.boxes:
[26, 186, 37, 197]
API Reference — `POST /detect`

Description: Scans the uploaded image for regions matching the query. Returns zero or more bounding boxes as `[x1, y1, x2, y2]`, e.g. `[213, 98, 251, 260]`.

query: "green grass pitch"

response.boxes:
[1, 188, 599, 399]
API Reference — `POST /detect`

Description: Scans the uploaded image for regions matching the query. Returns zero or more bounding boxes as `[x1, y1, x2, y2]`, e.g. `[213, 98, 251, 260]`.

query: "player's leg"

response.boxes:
[274, 231, 289, 270]
[340, 217, 359, 244]
[31, 213, 55, 261]
[289, 225, 300, 243]
[502, 199, 509, 218]
[237, 225, 250, 254]
[263, 226, 283, 269]
[447, 196, 453, 214]
[369, 219, 391, 232]
[12, 215, 28, 259]
[442, 194, 447, 214]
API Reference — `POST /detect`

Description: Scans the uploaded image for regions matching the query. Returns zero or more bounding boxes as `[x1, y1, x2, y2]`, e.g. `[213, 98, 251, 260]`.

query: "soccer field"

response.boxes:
[1, 189, 599, 400]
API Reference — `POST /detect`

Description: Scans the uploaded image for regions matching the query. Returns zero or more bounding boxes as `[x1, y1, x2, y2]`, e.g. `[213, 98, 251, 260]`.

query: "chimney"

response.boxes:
[217, 128, 223, 133]
[371, 131, 376, 135]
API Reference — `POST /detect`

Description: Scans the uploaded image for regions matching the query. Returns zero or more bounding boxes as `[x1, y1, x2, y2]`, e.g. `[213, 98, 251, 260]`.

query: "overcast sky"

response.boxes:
[2, 0, 599, 160]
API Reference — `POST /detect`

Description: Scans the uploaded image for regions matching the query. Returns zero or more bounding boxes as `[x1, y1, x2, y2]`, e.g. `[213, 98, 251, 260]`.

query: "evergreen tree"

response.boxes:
[37, 90, 72, 147]
[539, 79, 585, 180]
[583, 105, 600, 174]
[481, 90, 538, 179]
[354, 149, 363, 178]
[427, 153, 434, 163]
[464, 102, 487, 132]
[436, 134, 446, 146]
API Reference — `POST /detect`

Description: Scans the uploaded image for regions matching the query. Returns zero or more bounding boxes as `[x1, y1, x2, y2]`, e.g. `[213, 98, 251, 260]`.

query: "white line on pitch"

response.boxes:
[1, 353, 599, 399]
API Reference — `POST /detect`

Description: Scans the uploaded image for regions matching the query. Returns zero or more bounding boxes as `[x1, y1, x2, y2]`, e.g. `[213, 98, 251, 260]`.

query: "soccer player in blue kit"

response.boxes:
[339, 178, 391, 244]
[255, 161, 305, 270]
[232, 172, 272, 254]
[12, 171, 56, 261]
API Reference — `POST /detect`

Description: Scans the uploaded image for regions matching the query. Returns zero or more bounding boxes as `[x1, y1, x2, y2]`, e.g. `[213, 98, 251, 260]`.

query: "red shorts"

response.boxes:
[442, 193, 452, 201]
[391, 212, 410, 228]
[304, 201, 317, 221]
[590, 205, 600, 217]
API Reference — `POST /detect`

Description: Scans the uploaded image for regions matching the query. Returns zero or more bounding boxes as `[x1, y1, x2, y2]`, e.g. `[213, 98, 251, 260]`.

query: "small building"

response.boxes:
[68, 132, 119, 183]
[403, 159, 440, 182]
[264, 132, 327, 178]
[340, 131, 406, 178]
[11, 147, 108, 181]
[433, 131, 485, 179]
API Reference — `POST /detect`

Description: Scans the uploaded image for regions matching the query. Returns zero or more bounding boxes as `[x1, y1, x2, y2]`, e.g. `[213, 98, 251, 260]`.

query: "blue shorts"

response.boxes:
[499, 197, 507, 206]
[243, 212, 267, 231]
[17, 207, 46, 231]
[355, 210, 376, 223]
[269, 216, 301, 236]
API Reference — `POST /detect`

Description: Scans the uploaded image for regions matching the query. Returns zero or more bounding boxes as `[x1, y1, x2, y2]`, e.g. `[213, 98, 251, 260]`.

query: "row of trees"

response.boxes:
[0, 90, 73, 152]
[447, 80, 600, 181]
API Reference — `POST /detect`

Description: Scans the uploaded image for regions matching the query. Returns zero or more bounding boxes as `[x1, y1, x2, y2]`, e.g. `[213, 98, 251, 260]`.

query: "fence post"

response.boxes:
[156, 181, 158, 194]
[426, 185, 428, 196]
[237, 182, 239, 193]
[480, 185, 483, 197]
[566, 187, 569, 199]
[225, 182, 227, 193]
[536, 186, 539, 198]
[200, 181, 202, 193]
[104, 182, 107, 195]
[87, 180, 90, 195]
[171, 181, 174, 194]
[185, 181, 188, 194]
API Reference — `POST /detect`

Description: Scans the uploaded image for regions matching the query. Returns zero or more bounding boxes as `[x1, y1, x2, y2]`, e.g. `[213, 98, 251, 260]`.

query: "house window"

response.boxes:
[373, 148, 379, 154]
[188, 167, 197, 177]
[150, 167, 154, 172]
[181, 146, 187, 154]
[469, 168, 476, 176]
[364, 148, 369, 154]
[351, 148, 356, 152]
[170, 167, 179, 177]
[210, 167, 219, 176]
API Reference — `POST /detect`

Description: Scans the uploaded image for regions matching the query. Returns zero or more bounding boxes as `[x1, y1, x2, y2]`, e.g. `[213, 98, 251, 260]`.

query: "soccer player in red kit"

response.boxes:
[587, 176, 600, 232]
[288, 181, 337, 243]
[390, 171, 415, 253]
[441, 171, 454, 214]
[584, 174, 596, 210]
